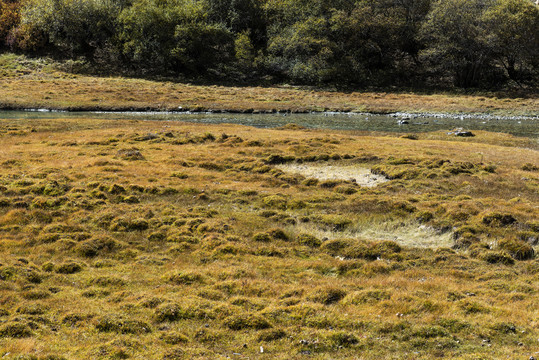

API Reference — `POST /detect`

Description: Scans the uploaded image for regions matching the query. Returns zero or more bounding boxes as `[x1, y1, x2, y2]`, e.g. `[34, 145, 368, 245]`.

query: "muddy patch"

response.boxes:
[276, 163, 389, 187]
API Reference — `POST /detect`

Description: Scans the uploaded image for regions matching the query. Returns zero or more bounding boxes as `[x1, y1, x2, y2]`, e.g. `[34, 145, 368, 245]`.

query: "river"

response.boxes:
[1, 110, 537, 138]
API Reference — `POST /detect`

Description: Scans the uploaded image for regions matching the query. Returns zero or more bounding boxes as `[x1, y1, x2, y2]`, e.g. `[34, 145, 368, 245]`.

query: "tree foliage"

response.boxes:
[2, 0, 537, 89]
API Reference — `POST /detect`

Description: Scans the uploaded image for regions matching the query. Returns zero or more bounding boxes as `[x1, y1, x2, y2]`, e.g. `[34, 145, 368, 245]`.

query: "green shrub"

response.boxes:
[264, 154, 295, 165]
[490, 322, 516, 334]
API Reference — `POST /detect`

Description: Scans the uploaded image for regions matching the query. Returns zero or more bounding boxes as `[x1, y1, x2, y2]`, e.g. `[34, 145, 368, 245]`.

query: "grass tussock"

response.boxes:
[0, 116, 537, 359]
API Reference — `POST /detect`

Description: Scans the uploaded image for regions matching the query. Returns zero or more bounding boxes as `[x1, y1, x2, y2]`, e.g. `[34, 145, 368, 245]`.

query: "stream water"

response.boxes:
[1, 110, 538, 138]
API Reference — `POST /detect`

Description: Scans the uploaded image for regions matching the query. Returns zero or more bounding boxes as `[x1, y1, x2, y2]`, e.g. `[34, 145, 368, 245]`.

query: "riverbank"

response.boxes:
[1, 54, 538, 115]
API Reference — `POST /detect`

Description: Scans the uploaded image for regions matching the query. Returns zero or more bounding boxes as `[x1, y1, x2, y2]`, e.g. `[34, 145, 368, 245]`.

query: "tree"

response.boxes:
[0, 0, 21, 49]
[206, 0, 267, 49]
[266, 16, 337, 84]
[119, 0, 233, 74]
[482, 0, 539, 86]
[17, 0, 121, 57]
[419, 0, 494, 88]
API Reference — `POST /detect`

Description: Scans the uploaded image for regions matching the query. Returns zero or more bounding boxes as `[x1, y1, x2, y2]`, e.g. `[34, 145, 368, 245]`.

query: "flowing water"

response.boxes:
[0, 110, 538, 138]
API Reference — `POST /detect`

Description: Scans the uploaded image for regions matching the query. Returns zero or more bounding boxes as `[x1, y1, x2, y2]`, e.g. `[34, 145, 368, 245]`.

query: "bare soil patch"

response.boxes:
[276, 163, 389, 187]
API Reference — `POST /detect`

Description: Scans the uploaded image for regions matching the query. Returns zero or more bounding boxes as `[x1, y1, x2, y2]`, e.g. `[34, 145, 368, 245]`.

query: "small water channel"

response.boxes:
[1, 110, 538, 138]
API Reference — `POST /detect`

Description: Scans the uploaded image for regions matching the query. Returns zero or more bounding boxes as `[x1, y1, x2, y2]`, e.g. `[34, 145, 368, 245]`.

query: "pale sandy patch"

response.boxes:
[276, 163, 389, 187]
[293, 221, 454, 249]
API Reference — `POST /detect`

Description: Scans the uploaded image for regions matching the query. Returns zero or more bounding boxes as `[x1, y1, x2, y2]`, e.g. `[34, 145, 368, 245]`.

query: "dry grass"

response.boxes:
[0, 54, 537, 115]
[0, 116, 537, 359]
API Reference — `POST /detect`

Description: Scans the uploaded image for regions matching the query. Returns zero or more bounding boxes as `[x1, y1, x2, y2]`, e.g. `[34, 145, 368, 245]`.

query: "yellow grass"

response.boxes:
[0, 116, 537, 359]
[0, 54, 537, 115]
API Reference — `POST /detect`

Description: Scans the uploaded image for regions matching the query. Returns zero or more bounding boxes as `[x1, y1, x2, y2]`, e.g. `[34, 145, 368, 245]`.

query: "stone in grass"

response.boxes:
[447, 128, 475, 137]
[223, 314, 272, 331]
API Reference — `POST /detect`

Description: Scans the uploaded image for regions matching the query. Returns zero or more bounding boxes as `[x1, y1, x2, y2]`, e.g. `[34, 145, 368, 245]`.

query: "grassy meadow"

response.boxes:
[0, 54, 538, 115]
[0, 114, 538, 359]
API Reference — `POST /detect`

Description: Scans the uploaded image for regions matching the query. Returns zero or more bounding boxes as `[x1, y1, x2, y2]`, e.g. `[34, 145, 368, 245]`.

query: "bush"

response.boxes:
[119, 0, 234, 74]
[17, 0, 120, 56]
